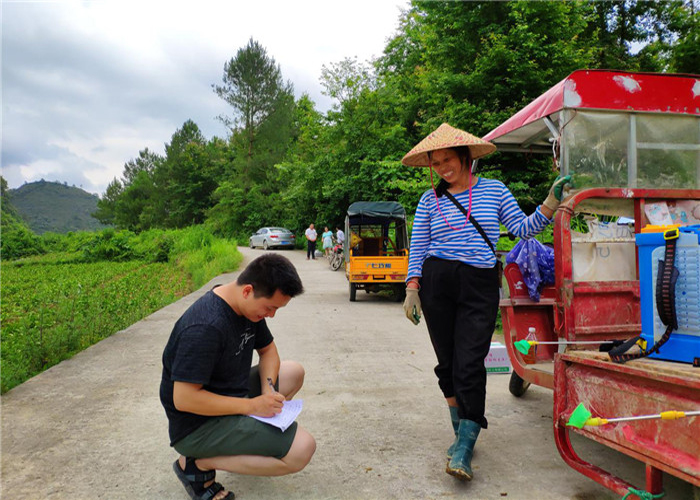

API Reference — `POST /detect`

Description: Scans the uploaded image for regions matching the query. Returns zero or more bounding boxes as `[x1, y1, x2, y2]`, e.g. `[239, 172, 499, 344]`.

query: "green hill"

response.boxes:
[9, 180, 109, 234]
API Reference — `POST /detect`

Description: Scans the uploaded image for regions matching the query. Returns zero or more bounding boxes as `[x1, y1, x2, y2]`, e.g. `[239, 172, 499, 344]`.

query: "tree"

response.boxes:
[206, 40, 297, 236]
[212, 38, 295, 161]
[1, 176, 10, 206]
[113, 170, 157, 231]
[122, 148, 164, 186]
[668, 0, 700, 72]
[286, 93, 325, 164]
[93, 178, 123, 226]
[158, 120, 218, 228]
[320, 57, 376, 108]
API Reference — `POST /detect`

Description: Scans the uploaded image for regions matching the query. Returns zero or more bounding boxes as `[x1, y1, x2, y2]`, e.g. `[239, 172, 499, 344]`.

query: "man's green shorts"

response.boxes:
[172, 366, 298, 459]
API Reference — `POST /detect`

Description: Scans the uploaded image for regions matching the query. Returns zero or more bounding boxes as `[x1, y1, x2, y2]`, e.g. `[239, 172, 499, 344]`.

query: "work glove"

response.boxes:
[542, 175, 572, 212]
[403, 288, 422, 325]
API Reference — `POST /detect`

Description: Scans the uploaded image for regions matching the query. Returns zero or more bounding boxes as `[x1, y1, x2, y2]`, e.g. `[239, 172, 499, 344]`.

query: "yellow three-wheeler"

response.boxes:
[344, 201, 409, 302]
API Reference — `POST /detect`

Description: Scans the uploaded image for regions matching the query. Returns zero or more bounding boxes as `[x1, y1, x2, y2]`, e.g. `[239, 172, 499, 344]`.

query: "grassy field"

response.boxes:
[1, 259, 191, 392]
[1, 226, 243, 393]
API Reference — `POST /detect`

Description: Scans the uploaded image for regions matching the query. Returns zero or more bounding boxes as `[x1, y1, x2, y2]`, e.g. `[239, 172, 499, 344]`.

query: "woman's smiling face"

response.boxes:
[431, 148, 465, 184]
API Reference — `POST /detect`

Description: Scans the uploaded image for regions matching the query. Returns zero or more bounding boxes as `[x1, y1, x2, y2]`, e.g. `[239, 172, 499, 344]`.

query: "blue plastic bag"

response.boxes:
[506, 238, 555, 302]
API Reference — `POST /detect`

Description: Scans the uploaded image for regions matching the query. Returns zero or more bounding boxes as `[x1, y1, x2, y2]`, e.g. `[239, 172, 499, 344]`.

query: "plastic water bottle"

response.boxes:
[523, 327, 538, 364]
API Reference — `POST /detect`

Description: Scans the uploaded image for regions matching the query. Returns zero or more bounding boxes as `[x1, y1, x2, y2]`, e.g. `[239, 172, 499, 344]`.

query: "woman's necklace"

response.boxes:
[429, 164, 473, 231]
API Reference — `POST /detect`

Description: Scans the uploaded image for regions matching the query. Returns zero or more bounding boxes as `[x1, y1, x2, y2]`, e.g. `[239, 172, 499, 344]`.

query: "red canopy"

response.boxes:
[483, 69, 700, 153]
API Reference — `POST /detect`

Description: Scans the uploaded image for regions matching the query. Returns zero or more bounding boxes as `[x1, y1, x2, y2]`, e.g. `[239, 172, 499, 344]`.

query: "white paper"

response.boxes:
[250, 399, 303, 432]
[645, 202, 674, 225]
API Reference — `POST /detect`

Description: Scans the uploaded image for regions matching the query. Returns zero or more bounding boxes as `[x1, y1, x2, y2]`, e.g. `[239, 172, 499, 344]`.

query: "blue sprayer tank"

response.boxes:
[636, 224, 700, 364]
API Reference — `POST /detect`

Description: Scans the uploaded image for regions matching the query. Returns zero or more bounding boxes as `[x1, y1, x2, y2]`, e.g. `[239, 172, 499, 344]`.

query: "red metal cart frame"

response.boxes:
[484, 70, 700, 498]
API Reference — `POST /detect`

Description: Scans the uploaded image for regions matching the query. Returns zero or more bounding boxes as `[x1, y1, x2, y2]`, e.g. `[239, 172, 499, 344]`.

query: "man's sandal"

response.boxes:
[173, 458, 235, 500]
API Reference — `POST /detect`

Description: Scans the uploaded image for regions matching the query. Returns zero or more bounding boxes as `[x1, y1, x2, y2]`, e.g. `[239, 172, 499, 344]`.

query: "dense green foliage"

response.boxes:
[8, 180, 108, 234]
[1, 226, 242, 392]
[89, 2, 697, 244]
[1, 177, 45, 259]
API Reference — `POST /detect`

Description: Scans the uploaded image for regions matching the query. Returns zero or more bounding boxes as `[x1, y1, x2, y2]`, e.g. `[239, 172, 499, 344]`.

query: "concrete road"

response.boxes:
[1, 246, 693, 499]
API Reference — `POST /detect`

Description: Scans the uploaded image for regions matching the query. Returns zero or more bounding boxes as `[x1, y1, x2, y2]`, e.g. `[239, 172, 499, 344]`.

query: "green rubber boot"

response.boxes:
[446, 406, 460, 460]
[446, 419, 481, 481]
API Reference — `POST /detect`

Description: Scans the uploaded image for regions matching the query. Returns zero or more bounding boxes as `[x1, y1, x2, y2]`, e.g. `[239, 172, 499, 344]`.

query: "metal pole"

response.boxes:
[605, 410, 700, 423]
[628, 114, 637, 188]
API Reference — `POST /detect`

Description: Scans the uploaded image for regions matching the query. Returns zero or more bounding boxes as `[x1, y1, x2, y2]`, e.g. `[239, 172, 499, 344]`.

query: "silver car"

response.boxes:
[249, 227, 296, 250]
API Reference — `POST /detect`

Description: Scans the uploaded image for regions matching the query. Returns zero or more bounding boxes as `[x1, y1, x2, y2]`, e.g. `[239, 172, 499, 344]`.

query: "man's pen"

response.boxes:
[267, 377, 276, 393]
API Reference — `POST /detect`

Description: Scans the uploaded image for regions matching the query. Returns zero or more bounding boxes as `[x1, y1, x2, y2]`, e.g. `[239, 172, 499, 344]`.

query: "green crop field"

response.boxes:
[0, 222, 242, 393]
[1, 259, 191, 393]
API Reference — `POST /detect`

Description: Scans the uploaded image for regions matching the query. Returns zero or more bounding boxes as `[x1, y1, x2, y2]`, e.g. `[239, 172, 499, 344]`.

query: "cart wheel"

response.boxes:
[508, 372, 531, 397]
[349, 283, 357, 302]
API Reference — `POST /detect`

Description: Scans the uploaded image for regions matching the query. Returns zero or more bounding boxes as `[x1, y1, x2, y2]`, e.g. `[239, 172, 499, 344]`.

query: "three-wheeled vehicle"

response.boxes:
[344, 201, 409, 302]
[483, 70, 700, 498]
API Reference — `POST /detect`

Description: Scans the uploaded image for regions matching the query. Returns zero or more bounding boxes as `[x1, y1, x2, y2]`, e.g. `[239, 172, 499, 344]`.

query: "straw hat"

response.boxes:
[401, 123, 497, 167]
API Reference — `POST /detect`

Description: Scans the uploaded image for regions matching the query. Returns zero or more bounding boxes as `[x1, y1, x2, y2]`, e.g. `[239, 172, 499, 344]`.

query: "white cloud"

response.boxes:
[2, 0, 408, 195]
[19, 159, 65, 179]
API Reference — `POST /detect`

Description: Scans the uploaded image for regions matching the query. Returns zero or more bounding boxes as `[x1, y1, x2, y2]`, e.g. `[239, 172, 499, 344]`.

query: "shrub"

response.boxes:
[42, 231, 97, 254]
[171, 225, 214, 254]
[132, 229, 174, 263]
[0, 218, 44, 260]
[80, 228, 136, 262]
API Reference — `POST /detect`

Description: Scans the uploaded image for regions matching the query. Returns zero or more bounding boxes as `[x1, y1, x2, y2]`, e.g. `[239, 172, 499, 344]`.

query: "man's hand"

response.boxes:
[249, 392, 285, 418]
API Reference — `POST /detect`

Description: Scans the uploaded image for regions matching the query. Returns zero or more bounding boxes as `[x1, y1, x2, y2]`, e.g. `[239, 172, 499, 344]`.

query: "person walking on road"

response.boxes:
[160, 254, 316, 500]
[336, 226, 345, 246]
[305, 223, 317, 260]
[400, 123, 570, 482]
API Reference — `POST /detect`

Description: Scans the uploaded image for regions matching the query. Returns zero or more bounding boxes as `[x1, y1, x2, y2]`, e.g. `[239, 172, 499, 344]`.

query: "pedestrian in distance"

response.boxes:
[160, 253, 316, 500]
[400, 123, 570, 482]
[322, 226, 333, 257]
[336, 226, 345, 246]
[305, 223, 317, 260]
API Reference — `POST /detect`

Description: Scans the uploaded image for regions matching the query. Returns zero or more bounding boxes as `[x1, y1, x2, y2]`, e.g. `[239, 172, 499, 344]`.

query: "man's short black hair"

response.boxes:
[237, 254, 304, 298]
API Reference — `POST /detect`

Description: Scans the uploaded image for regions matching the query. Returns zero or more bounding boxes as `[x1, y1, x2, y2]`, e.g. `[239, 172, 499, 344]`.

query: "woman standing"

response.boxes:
[401, 123, 569, 481]
[322, 227, 334, 257]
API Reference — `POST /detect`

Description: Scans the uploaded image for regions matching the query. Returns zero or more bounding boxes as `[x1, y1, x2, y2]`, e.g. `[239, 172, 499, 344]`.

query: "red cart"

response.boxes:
[483, 70, 700, 498]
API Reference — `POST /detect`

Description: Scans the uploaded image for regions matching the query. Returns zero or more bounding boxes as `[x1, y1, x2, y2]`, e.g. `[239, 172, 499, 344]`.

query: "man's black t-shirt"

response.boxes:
[160, 289, 273, 445]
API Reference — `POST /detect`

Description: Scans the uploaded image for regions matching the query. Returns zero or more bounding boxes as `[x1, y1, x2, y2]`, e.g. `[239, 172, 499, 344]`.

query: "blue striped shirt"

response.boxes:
[407, 177, 551, 279]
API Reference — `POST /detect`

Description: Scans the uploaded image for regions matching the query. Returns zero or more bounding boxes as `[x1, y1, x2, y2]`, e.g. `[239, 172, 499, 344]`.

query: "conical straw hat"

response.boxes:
[401, 123, 497, 167]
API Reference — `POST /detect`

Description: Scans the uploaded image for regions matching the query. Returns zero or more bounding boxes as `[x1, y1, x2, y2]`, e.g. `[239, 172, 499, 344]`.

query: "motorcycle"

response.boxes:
[329, 240, 344, 271]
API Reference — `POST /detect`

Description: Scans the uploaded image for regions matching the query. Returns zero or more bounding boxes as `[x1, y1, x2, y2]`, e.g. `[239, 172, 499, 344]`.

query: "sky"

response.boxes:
[2, 0, 409, 196]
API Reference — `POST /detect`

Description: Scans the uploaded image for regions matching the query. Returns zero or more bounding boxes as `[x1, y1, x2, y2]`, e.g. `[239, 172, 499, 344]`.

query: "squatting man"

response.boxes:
[160, 253, 316, 500]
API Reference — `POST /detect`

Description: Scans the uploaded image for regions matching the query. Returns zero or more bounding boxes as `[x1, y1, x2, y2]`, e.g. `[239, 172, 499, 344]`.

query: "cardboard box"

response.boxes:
[485, 342, 511, 374]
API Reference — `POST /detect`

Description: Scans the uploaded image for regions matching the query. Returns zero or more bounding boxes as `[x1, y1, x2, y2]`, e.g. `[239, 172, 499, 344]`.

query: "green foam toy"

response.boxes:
[566, 403, 592, 429]
[514, 339, 532, 355]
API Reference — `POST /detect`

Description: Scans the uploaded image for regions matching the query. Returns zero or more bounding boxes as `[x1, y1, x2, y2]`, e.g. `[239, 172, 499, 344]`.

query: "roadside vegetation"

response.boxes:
[1, 226, 242, 393]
